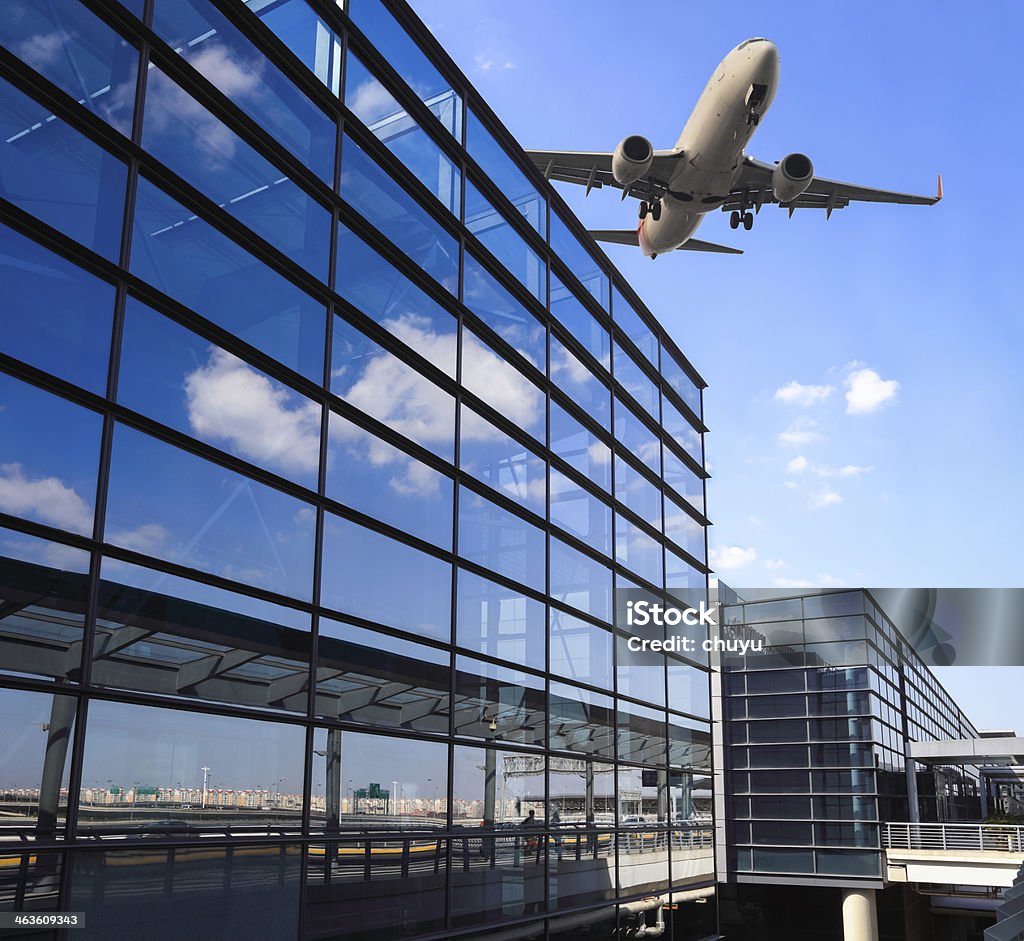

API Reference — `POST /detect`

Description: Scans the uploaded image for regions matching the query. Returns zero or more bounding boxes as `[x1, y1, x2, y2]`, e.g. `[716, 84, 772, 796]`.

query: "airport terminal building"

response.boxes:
[0, 0, 716, 938]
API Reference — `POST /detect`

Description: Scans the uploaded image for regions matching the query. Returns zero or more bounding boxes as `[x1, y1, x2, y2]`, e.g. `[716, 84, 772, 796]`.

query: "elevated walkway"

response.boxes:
[884, 823, 1024, 888]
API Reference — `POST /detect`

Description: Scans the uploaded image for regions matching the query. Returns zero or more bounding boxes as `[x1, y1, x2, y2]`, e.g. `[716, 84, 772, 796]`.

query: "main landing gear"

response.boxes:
[730, 210, 754, 231]
[638, 198, 662, 222]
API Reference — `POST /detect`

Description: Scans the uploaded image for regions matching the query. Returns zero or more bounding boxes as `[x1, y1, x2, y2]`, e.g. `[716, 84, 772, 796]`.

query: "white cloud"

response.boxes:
[185, 349, 321, 474]
[348, 78, 399, 124]
[106, 523, 170, 556]
[809, 487, 843, 509]
[772, 577, 816, 589]
[0, 464, 93, 535]
[774, 381, 834, 407]
[764, 558, 785, 570]
[710, 545, 758, 571]
[774, 573, 845, 589]
[778, 417, 822, 447]
[474, 53, 516, 72]
[790, 457, 873, 478]
[16, 29, 75, 69]
[190, 43, 264, 98]
[845, 367, 899, 414]
[786, 455, 809, 474]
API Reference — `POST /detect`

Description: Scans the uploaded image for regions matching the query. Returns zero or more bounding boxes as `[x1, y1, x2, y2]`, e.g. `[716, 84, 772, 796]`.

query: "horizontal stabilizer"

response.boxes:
[588, 229, 742, 255]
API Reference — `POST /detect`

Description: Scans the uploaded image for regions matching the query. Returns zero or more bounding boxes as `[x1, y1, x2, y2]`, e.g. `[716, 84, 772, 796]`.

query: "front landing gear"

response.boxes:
[639, 199, 662, 222]
[729, 210, 754, 231]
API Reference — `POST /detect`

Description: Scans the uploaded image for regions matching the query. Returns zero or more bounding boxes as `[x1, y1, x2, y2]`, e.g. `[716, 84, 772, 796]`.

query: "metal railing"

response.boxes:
[883, 822, 1024, 853]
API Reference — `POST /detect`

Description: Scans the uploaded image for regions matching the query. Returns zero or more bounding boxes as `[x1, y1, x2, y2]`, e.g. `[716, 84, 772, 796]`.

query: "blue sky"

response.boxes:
[411, 0, 1024, 726]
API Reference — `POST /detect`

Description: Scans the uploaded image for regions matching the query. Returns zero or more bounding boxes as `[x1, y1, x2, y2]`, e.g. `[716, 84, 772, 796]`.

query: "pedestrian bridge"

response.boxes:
[883, 823, 1024, 888]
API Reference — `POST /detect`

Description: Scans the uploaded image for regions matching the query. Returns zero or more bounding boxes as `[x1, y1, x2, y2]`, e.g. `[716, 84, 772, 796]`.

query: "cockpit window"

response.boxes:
[737, 38, 768, 49]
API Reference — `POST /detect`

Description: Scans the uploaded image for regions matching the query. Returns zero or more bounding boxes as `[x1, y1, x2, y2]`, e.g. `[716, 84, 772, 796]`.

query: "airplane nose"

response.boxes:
[751, 40, 779, 83]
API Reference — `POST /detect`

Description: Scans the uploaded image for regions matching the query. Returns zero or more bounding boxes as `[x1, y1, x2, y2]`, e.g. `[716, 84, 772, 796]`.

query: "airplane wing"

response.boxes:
[525, 149, 681, 200]
[731, 156, 942, 217]
[588, 229, 742, 255]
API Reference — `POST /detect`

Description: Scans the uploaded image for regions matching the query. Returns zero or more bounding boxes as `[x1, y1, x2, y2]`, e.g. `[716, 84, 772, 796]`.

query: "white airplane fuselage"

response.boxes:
[638, 39, 780, 256]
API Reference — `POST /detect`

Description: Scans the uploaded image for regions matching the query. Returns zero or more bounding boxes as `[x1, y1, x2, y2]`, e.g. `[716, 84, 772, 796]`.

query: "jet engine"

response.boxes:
[772, 152, 814, 203]
[612, 135, 654, 187]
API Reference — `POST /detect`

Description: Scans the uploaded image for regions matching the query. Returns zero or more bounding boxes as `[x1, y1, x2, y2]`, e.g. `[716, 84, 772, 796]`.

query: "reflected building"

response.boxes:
[0, 1, 713, 938]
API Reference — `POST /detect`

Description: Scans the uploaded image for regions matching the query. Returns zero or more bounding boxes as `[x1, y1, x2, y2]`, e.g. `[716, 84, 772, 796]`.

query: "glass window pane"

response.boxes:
[326, 412, 453, 549]
[330, 314, 455, 462]
[614, 399, 660, 474]
[131, 175, 326, 381]
[0, 372, 101, 537]
[0, 76, 125, 260]
[550, 682, 614, 758]
[463, 252, 545, 368]
[458, 486, 544, 593]
[315, 619, 450, 734]
[668, 661, 710, 719]
[550, 536, 612, 623]
[0, 223, 113, 393]
[550, 212, 608, 310]
[550, 336, 610, 431]
[93, 557, 312, 714]
[0, 0, 138, 135]
[661, 352, 701, 419]
[612, 287, 657, 369]
[617, 699, 666, 766]
[0, 688, 76, 837]
[255, 0, 342, 94]
[345, 51, 460, 214]
[615, 456, 662, 530]
[105, 423, 316, 600]
[78, 698, 305, 832]
[456, 569, 545, 672]
[459, 406, 545, 515]
[550, 401, 610, 492]
[321, 513, 451, 640]
[614, 342, 658, 420]
[549, 468, 611, 556]
[454, 656, 545, 747]
[550, 274, 609, 368]
[662, 397, 702, 464]
[347, 0, 462, 139]
[142, 65, 331, 279]
[550, 608, 612, 690]
[0, 527, 90, 683]
[340, 133, 458, 293]
[667, 549, 706, 610]
[118, 298, 322, 490]
[461, 328, 545, 442]
[663, 496, 705, 563]
[153, 0, 335, 182]
[663, 448, 704, 516]
[615, 515, 663, 587]
[466, 108, 545, 238]
[669, 716, 711, 770]
[465, 181, 545, 303]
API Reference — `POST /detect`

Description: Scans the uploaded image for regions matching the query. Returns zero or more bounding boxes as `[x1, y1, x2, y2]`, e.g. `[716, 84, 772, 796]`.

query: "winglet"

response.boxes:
[935, 173, 943, 203]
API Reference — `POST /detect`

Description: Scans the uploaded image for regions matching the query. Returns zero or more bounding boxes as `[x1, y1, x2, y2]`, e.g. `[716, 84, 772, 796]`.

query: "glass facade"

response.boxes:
[0, 0, 712, 937]
[719, 590, 980, 885]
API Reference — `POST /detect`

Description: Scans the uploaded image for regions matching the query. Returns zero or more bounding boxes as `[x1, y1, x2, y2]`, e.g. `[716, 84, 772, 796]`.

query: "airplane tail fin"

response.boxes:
[588, 229, 743, 255]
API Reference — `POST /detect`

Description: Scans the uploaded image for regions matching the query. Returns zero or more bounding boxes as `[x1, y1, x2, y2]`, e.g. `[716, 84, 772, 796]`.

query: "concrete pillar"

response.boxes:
[325, 729, 342, 830]
[841, 888, 879, 941]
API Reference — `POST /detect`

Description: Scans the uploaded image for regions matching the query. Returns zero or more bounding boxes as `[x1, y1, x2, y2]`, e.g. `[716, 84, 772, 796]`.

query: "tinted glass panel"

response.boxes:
[0, 224, 113, 393]
[662, 397, 702, 464]
[0, 76, 125, 260]
[93, 558, 312, 714]
[617, 700, 666, 766]
[615, 515, 663, 588]
[550, 401, 611, 492]
[105, 423, 315, 599]
[664, 496, 705, 563]
[550, 213, 609, 310]
[463, 252, 545, 368]
[78, 698, 304, 831]
[461, 328, 546, 441]
[347, 0, 462, 139]
[466, 109, 545, 237]
[551, 336, 610, 430]
[341, 134, 458, 292]
[459, 406, 545, 515]
[321, 513, 452, 641]
[315, 619, 450, 734]
[345, 51, 460, 213]
[326, 412, 453, 549]
[550, 682, 614, 758]
[153, 0, 335, 181]
[549, 468, 612, 556]
[550, 537, 612, 623]
[131, 175, 326, 381]
[456, 569, 545, 672]
[550, 274, 609, 368]
[615, 457, 662, 530]
[668, 661, 710, 719]
[458, 486, 544, 593]
[0, 372, 101, 537]
[612, 287, 657, 368]
[454, 656, 545, 746]
[549, 608, 612, 690]
[256, 0, 342, 93]
[118, 299, 322, 490]
[142, 66, 330, 279]
[465, 181, 545, 303]
[330, 314, 455, 461]
[614, 342, 658, 419]
[614, 399, 660, 473]
[663, 448, 704, 516]
[661, 353, 701, 418]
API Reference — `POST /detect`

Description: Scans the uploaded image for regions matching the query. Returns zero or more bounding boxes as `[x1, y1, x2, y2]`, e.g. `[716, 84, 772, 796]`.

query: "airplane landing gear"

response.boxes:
[746, 111, 760, 126]
[639, 199, 662, 221]
[730, 210, 754, 230]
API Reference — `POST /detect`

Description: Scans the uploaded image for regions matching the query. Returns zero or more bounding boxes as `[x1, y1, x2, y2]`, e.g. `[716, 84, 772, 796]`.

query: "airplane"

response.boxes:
[527, 38, 941, 258]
